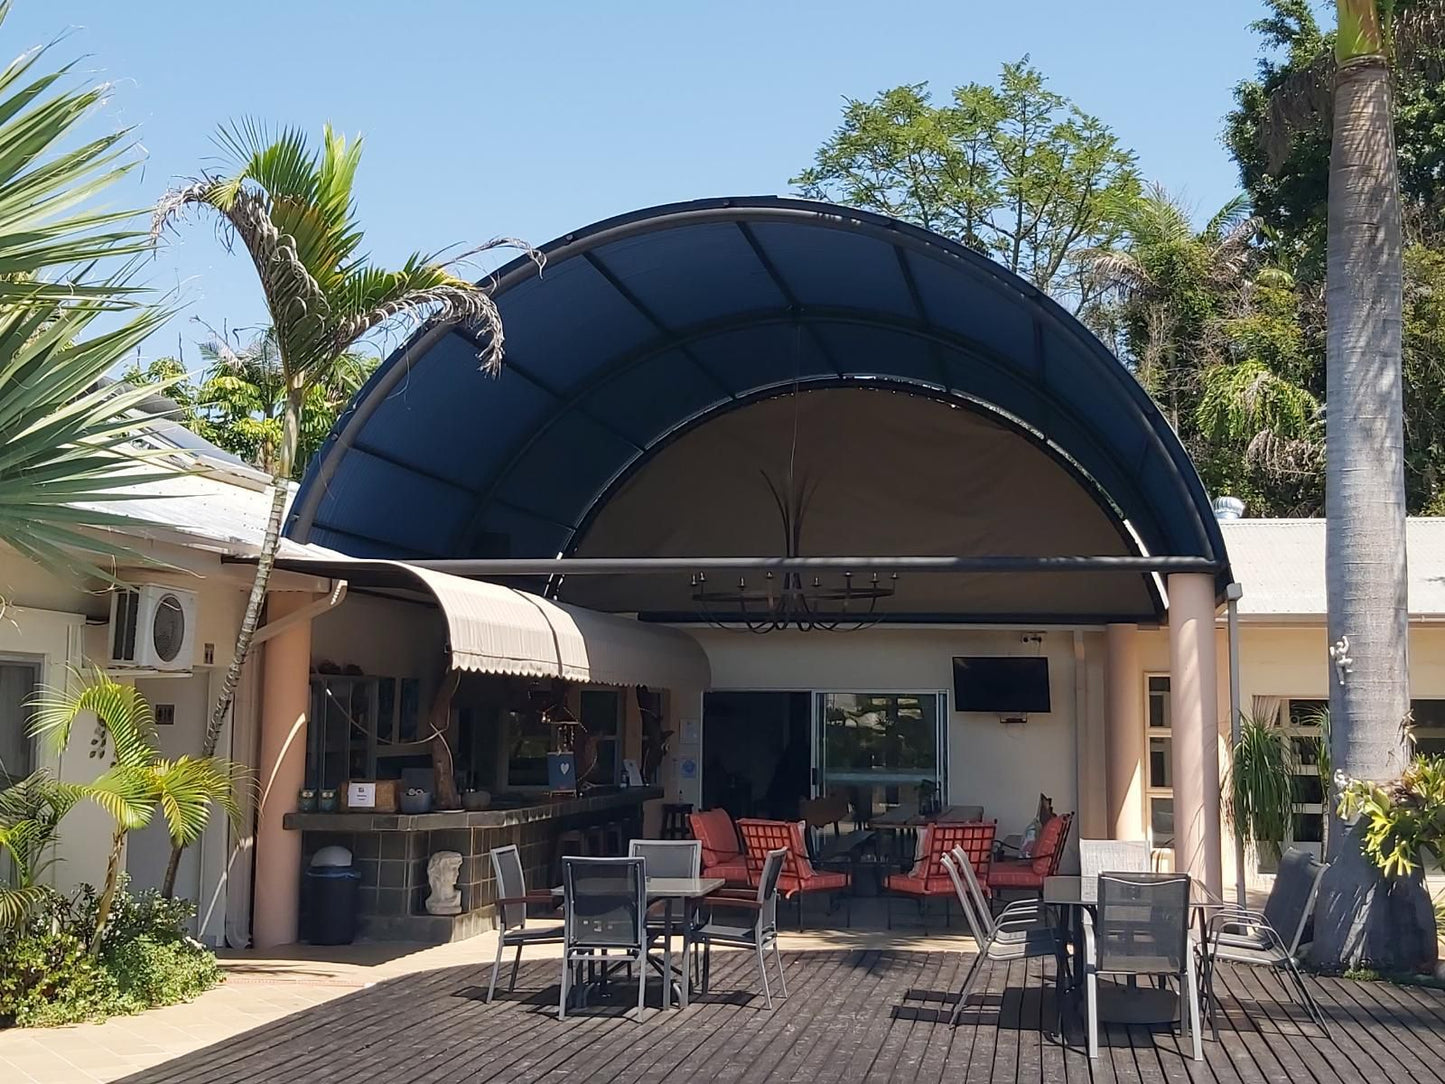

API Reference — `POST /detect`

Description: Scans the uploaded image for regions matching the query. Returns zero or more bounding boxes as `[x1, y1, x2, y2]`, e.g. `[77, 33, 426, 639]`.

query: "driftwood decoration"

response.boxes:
[428, 669, 462, 810]
[637, 685, 671, 785]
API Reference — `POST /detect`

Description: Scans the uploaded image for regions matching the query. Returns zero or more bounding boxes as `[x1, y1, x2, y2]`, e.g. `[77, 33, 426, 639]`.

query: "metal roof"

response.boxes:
[289, 196, 1231, 613]
[1222, 518, 1445, 619]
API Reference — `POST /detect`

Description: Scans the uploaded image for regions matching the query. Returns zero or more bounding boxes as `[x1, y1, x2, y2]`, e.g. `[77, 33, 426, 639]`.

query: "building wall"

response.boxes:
[310, 593, 447, 708]
[691, 626, 1094, 843]
[0, 543, 252, 944]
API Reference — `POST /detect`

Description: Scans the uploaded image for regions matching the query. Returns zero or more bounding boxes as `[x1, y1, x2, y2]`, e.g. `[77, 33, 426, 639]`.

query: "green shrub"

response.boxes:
[0, 928, 125, 1027]
[105, 936, 221, 1008]
[0, 879, 222, 1028]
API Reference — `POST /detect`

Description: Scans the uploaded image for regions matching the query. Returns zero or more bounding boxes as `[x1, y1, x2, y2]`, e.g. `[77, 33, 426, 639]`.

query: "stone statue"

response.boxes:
[425, 850, 463, 915]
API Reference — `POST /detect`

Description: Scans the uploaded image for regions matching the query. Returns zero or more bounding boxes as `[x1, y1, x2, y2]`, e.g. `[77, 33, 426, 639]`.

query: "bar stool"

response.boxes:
[553, 828, 588, 886]
[661, 803, 693, 840]
[598, 820, 625, 856]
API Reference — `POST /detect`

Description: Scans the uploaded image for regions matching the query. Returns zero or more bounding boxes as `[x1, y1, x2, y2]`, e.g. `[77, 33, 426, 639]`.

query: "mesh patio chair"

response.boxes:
[560, 856, 649, 1020]
[630, 839, 703, 977]
[949, 844, 1054, 941]
[1201, 848, 1328, 1034]
[1082, 872, 1202, 1061]
[697, 847, 788, 1009]
[1078, 839, 1152, 881]
[486, 844, 565, 1003]
[941, 852, 1068, 1032]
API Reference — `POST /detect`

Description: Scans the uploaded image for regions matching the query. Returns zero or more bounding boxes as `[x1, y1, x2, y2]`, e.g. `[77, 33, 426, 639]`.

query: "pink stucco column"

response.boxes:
[1167, 572, 1223, 896]
[1105, 623, 1144, 840]
[252, 593, 312, 949]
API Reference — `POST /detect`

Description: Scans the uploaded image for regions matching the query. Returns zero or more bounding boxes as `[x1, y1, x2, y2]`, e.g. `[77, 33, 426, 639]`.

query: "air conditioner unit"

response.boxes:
[109, 585, 197, 672]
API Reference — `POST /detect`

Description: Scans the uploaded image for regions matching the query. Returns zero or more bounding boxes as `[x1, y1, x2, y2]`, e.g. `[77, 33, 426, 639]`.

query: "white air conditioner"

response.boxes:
[108, 585, 197, 672]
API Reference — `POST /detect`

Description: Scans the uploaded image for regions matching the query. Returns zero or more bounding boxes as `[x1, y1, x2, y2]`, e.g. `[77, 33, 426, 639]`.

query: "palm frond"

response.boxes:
[28, 667, 157, 767]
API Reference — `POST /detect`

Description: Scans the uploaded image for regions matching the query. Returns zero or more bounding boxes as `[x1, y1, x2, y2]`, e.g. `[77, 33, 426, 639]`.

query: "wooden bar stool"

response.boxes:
[661, 803, 693, 840]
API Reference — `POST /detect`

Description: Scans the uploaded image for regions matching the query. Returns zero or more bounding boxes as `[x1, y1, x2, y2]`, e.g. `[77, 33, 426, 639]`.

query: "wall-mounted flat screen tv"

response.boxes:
[952, 656, 1051, 714]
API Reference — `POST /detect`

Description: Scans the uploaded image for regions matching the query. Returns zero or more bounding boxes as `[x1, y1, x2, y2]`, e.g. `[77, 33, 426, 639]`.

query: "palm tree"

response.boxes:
[1310, 0, 1431, 971]
[28, 671, 242, 953]
[0, 769, 83, 929]
[151, 123, 527, 893]
[1087, 185, 1259, 422]
[0, 5, 181, 583]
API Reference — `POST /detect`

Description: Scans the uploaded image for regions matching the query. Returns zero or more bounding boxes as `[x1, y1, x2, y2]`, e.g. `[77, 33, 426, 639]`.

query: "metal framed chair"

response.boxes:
[485, 844, 565, 1003]
[559, 856, 649, 1020]
[697, 847, 788, 1009]
[1082, 872, 1202, 1061]
[1201, 848, 1328, 1034]
[942, 852, 1068, 1031]
[1078, 839, 1152, 881]
[630, 838, 704, 977]
[949, 844, 1054, 940]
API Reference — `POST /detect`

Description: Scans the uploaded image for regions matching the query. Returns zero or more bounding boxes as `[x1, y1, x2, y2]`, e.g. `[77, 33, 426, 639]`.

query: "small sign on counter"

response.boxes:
[341, 779, 398, 812]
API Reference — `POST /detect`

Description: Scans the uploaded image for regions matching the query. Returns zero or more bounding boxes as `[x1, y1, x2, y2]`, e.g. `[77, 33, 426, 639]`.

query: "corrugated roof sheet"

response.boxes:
[1221, 518, 1445, 618]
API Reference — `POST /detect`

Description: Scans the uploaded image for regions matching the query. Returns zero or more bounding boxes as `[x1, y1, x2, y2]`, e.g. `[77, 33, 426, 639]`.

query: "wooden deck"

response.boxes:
[118, 950, 1445, 1083]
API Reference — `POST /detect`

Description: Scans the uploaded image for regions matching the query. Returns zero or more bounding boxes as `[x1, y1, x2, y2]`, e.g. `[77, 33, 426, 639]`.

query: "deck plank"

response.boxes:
[112, 951, 1445, 1084]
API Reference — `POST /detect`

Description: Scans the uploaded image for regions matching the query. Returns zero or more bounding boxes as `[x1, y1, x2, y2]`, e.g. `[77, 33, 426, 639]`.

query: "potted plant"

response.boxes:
[1226, 714, 1297, 868]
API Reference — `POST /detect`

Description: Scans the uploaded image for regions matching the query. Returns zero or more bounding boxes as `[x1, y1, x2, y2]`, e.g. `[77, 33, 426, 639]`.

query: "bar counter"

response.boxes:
[285, 786, 661, 943]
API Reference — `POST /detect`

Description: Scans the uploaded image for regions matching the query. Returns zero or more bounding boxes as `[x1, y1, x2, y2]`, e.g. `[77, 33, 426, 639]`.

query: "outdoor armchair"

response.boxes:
[486, 844, 566, 1003]
[941, 852, 1067, 1033]
[698, 847, 788, 1009]
[1200, 847, 1328, 1034]
[689, 808, 750, 885]
[1082, 872, 1202, 1061]
[987, 811, 1074, 902]
[884, 821, 996, 929]
[736, 818, 850, 928]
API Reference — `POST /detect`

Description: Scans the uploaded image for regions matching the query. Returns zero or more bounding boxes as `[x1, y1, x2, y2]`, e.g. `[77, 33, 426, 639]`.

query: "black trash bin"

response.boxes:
[305, 865, 361, 945]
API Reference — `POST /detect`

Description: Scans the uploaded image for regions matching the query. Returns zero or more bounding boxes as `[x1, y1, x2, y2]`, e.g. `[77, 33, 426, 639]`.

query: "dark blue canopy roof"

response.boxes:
[289, 196, 1229, 605]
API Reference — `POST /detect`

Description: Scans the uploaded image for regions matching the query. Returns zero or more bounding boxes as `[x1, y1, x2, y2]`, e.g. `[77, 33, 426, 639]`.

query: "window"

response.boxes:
[817, 692, 946, 820]
[0, 661, 38, 788]
[1145, 675, 1173, 851]
[1281, 699, 1327, 850]
[1410, 700, 1445, 757]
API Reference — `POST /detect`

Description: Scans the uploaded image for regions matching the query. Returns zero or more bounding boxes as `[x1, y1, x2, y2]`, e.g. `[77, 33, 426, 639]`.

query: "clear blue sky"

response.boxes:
[19, 0, 1280, 365]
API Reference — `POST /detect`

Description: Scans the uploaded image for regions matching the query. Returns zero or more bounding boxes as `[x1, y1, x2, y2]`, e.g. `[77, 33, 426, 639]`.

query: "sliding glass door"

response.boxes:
[813, 691, 946, 824]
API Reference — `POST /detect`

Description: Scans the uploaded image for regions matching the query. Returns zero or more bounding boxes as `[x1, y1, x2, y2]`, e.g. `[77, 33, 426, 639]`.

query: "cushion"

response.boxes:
[702, 857, 750, 884]
[690, 809, 742, 866]
[1030, 812, 1068, 875]
[885, 872, 952, 898]
[988, 858, 1044, 889]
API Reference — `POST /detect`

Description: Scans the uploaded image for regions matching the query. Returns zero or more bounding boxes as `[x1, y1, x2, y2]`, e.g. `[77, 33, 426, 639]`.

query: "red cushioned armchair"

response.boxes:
[987, 811, 1074, 903]
[884, 821, 996, 929]
[689, 808, 750, 885]
[736, 818, 850, 928]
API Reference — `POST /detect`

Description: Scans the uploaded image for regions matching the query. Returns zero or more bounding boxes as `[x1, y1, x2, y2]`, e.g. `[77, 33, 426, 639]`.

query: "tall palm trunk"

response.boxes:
[91, 827, 127, 955]
[160, 390, 302, 898]
[1311, 2, 1433, 971]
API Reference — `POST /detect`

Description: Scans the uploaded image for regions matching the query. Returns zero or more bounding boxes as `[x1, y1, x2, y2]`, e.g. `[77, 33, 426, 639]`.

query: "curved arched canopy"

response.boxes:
[291, 197, 1229, 622]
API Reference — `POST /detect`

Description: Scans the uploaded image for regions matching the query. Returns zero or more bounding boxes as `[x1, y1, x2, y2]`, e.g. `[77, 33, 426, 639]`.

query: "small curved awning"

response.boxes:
[280, 557, 711, 690]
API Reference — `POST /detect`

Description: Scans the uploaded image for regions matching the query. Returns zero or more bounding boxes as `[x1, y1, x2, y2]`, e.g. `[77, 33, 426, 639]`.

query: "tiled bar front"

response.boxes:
[284, 787, 659, 942]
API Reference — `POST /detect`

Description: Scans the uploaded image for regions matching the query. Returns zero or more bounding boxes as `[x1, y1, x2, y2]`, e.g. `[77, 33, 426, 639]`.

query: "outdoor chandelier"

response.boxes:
[689, 468, 897, 633]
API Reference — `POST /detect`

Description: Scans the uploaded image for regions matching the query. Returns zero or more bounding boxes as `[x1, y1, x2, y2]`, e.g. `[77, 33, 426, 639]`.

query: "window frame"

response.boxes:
[1144, 673, 1174, 856]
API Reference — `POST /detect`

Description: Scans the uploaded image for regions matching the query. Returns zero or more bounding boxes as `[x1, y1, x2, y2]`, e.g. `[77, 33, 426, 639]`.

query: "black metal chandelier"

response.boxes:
[689, 467, 897, 632]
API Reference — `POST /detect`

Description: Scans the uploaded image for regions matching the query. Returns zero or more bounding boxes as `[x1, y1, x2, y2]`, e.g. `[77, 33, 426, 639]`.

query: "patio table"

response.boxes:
[1043, 874, 1224, 1024]
[554, 875, 724, 1011]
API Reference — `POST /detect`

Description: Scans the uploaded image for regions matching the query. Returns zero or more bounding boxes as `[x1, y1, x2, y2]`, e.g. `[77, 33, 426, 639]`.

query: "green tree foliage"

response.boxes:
[794, 60, 1140, 307]
[1227, 0, 1445, 513]
[1089, 185, 1324, 515]
[122, 328, 376, 480]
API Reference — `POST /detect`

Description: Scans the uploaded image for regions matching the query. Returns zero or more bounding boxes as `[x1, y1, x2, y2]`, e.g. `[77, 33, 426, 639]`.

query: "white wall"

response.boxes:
[691, 626, 1086, 838]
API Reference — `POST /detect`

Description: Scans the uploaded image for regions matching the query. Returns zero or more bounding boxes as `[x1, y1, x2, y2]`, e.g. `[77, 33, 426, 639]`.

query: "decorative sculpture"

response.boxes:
[425, 850, 463, 915]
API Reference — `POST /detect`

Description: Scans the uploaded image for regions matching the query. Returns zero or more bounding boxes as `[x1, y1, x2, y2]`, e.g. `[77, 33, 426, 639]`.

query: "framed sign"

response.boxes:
[346, 781, 376, 809]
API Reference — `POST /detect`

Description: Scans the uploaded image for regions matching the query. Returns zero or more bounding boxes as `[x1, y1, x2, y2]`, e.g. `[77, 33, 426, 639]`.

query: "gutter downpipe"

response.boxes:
[1226, 581, 1245, 906]
[253, 578, 348, 646]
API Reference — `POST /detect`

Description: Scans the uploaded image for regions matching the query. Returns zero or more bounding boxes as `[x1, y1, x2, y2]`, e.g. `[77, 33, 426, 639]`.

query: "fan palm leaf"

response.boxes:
[27, 670, 245, 946]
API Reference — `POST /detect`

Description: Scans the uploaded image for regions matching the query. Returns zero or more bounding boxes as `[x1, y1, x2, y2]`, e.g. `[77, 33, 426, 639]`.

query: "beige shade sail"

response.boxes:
[272, 557, 711, 690]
